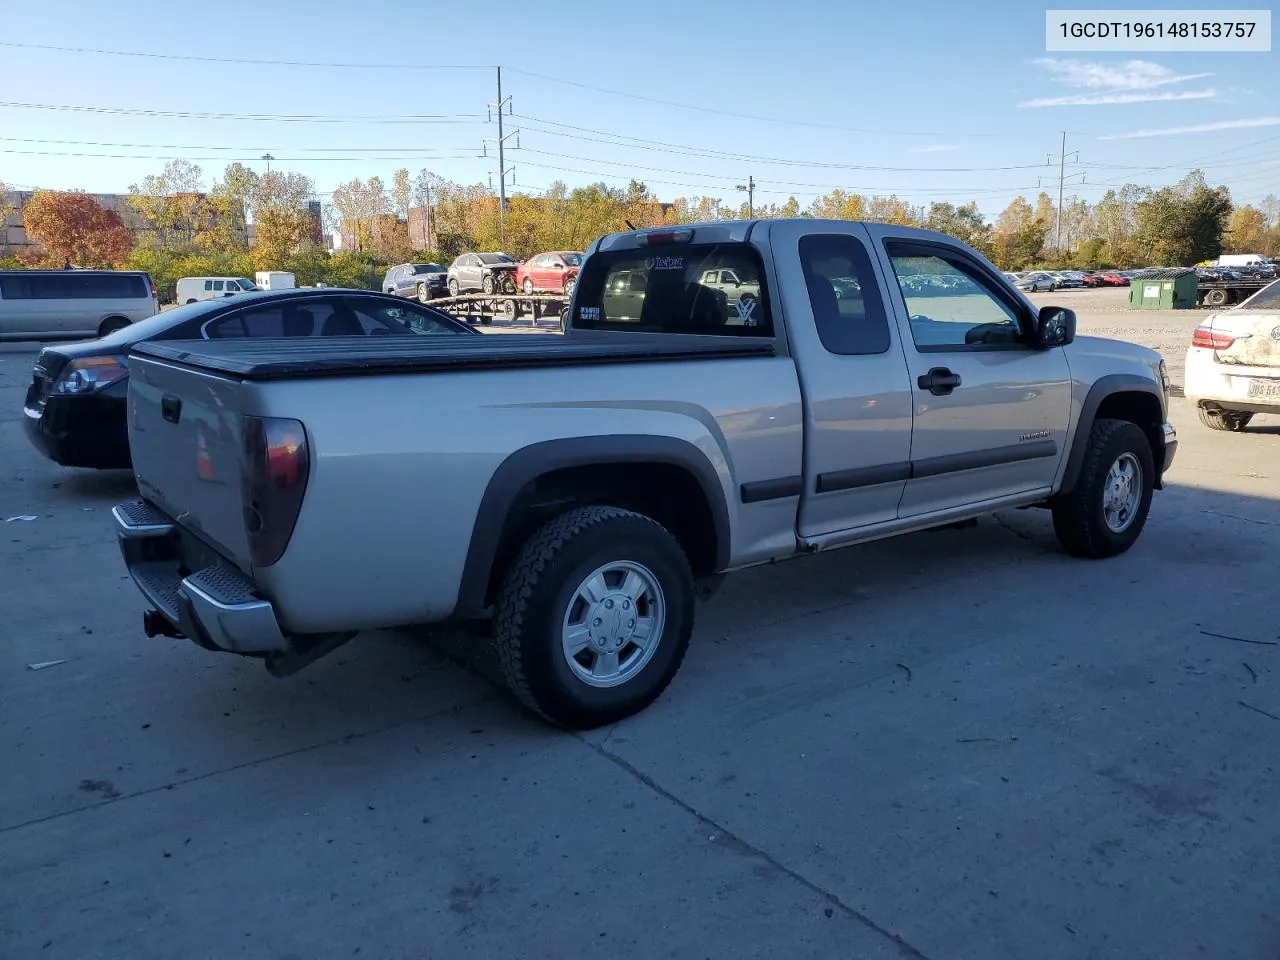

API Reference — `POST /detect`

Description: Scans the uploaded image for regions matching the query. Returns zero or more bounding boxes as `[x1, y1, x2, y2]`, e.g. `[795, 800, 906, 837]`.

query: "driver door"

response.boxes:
[866, 227, 1072, 519]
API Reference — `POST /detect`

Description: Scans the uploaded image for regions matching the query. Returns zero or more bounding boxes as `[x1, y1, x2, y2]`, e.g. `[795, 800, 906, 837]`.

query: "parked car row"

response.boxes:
[383, 251, 585, 302]
[1005, 269, 1136, 292]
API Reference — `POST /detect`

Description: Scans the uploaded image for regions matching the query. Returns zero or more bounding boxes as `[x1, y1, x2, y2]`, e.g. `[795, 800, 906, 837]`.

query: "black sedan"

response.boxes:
[23, 288, 476, 469]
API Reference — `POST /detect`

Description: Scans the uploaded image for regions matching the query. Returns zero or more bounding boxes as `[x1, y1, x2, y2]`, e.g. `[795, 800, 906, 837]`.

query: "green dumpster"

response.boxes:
[1128, 268, 1198, 309]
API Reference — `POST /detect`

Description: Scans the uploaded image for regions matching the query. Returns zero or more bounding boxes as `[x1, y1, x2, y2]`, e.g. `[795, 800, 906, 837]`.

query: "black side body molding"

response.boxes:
[912, 440, 1058, 479]
[740, 476, 804, 503]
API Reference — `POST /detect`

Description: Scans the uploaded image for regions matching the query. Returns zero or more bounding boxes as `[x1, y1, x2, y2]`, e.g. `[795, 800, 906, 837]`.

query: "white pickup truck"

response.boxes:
[114, 219, 1176, 728]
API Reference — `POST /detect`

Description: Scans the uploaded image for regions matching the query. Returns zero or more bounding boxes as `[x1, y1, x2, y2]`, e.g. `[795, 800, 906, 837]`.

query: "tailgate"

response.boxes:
[127, 353, 253, 571]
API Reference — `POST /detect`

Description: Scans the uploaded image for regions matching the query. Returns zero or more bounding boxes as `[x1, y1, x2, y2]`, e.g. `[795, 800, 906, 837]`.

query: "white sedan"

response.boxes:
[1184, 280, 1280, 431]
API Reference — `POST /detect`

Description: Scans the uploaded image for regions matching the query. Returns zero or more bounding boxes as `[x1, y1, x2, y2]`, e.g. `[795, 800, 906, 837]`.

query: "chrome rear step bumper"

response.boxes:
[113, 500, 289, 654]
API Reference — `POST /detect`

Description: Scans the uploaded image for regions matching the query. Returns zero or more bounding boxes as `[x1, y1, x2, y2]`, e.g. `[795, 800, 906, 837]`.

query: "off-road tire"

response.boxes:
[1051, 418, 1154, 559]
[494, 505, 695, 729]
[1197, 406, 1253, 432]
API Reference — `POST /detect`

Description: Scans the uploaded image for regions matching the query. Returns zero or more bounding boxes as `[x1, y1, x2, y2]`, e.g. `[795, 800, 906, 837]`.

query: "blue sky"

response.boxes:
[2, 0, 1277, 217]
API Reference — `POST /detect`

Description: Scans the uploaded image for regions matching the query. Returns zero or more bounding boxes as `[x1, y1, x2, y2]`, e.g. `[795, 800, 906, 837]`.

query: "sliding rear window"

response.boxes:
[574, 243, 772, 336]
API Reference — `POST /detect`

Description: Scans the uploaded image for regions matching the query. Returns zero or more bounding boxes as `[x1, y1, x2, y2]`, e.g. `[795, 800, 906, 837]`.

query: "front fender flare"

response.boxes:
[1059, 374, 1165, 494]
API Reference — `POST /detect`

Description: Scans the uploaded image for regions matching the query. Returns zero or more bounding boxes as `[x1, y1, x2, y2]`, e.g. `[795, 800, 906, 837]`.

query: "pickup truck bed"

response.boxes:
[132, 333, 774, 380]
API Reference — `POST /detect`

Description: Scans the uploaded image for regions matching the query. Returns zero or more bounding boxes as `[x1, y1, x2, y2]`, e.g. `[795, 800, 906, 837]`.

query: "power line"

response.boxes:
[0, 100, 484, 123]
[504, 69, 1032, 139]
[0, 41, 490, 71]
[514, 114, 1051, 172]
[0, 136, 477, 153]
[0, 40, 1042, 140]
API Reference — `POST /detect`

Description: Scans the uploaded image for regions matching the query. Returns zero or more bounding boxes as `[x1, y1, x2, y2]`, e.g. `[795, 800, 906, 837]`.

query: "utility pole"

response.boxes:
[261, 153, 274, 174]
[483, 66, 518, 245]
[736, 175, 756, 218]
[421, 177, 433, 251]
[1055, 132, 1066, 253]
[1048, 133, 1083, 254]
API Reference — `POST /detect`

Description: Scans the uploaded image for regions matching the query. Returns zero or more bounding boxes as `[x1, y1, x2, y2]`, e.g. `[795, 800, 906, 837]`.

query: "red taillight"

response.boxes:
[240, 416, 309, 567]
[149, 282, 158, 300]
[1192, 325, 1235, 350]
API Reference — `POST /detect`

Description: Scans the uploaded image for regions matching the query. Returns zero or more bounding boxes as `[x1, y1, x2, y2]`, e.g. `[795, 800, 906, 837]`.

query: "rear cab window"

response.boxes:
[574, 242, 772, 336]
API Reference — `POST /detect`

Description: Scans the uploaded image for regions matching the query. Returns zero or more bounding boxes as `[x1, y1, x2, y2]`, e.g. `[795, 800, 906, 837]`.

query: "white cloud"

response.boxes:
[907, 144, 959, 154]
[1033, 58, 1213, 90]
[1020, 90, 1216, 108]
[1098, 117, 1280, 140]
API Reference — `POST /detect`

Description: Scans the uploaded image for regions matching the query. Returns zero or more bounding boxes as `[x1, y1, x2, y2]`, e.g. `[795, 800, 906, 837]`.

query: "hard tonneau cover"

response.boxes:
[130, 333, 775, 381]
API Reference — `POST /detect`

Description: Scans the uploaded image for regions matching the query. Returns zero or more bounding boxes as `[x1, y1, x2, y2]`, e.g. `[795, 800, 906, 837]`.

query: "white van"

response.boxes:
[0, 270, 158, 341]
[255, 271, 296, 290]
[175, 276, 260, 304]
[1217, 254, 1267, 268]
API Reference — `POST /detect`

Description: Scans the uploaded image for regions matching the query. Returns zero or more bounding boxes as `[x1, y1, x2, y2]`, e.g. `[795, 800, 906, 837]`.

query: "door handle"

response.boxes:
[918, 367, 962, 396]
[161, 395, 182, 423]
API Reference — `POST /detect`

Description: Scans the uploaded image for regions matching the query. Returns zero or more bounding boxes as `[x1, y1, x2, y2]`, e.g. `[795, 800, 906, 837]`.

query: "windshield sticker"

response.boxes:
[645, 256, 684, 271]
[579, 306, 601, 322]
[733, 298, 759, 325]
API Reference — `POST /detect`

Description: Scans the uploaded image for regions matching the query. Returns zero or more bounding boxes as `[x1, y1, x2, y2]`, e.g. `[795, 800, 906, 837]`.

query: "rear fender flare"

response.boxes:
[454, 435, 731, 617]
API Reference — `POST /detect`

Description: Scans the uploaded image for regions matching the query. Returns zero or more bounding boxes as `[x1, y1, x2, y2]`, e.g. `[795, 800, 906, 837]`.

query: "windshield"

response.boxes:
[561, 253, 583, 266]
[237, 278, 259, 289]
[412, 263, 444, 274]
[479, 253, 513, 264]
[1236, 279, 1280, 311]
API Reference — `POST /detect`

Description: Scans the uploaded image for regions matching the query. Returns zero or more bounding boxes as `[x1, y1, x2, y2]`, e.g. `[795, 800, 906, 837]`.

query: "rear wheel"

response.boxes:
[1051, 419, 1154, 559]
[98, 317, 130, 337]
[494, 505, 695, 729]
[1198, 406, 1253, 432]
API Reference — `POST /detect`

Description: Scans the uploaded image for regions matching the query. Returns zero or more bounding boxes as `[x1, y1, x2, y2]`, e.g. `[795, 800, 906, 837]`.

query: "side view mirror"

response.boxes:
[1035, 305, 1076, 348]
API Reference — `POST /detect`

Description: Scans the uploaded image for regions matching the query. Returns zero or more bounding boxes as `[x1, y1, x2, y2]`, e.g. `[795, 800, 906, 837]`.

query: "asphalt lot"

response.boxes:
[2, 289, 1279, 959]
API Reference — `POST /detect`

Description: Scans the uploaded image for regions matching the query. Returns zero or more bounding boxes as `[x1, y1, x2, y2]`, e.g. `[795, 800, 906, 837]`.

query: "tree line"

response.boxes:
[2, 160, 1277, 302]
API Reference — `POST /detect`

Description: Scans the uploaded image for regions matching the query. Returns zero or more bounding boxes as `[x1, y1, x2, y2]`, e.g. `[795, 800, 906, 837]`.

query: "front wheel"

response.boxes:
[1205, 288, 1229, 307]
[447, 278, 459, 298]
[482, 274, 495, 294]
[416, 283, 430, 303]
[523, 278, 535, 294]
[1051, 419, 1154, 559]
[563, 276, 576, 298]
[1198, 406, 1253, 432]
[494, 505, 695, 729]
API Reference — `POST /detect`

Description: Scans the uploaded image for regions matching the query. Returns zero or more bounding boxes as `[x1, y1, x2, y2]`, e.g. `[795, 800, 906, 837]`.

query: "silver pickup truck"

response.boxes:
[114, 219, 1176, 728]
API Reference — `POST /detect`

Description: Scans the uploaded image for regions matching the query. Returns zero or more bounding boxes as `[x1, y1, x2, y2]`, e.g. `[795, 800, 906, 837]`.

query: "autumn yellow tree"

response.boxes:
[252, 171, 316, 267]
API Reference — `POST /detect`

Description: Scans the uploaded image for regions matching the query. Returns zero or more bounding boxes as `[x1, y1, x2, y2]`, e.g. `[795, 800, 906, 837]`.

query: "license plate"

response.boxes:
[1246, 379, 1280, 399]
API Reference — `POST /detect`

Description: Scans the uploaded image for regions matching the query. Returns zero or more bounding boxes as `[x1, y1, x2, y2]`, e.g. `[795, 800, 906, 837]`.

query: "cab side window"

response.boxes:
[798, 234, 891, 355]
[885, 244, 1026, 350]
